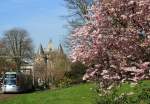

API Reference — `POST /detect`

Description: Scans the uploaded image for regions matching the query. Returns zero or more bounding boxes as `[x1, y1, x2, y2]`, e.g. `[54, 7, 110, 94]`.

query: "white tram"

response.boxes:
[1, 71, 33, 93]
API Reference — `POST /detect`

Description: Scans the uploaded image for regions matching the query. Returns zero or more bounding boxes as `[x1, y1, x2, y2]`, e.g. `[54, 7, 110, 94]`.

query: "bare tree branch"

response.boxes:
[2, 28, 34, 70]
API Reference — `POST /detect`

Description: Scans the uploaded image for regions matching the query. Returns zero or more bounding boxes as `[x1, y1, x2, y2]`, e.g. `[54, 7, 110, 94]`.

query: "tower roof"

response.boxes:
[58, 44, 64, 54]
[38, 44, 44, 55]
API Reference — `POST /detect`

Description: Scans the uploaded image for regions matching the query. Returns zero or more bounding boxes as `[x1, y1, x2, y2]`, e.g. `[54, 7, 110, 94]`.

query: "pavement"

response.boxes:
[0, 93, 16, 101]
[0, 88, 18, 101]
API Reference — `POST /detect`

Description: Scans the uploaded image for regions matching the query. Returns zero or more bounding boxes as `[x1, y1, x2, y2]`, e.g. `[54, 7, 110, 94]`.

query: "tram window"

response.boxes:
[4, 79, 16, 85]
[5, 74, 16, 78]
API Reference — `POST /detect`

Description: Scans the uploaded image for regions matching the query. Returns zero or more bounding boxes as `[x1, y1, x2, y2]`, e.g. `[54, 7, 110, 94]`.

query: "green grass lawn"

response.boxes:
[1, 81, 150, 104]
[0, 83, 96, 104]
[117, 80, 150, 94]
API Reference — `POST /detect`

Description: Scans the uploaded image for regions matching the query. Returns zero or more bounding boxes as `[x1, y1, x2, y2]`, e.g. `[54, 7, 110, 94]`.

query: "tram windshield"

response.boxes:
[4, 79, 16, 85]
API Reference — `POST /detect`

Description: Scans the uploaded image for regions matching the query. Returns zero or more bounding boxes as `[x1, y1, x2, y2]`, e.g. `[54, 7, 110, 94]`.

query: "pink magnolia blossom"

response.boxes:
[69, 0, 150, 90]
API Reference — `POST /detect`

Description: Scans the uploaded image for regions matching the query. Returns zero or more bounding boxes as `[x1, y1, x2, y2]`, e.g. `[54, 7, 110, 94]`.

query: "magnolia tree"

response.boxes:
[69, 0, 150, 90]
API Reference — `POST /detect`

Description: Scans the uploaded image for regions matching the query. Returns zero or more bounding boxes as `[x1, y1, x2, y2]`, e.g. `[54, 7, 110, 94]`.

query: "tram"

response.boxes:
[1, 71, 33, 93]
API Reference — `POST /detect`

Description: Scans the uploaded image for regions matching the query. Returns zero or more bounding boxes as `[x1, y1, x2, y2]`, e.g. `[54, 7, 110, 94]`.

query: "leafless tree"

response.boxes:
[64, 0, 93, 28]
[2, 28, 34, 70]
[64, 0, 94, 51]
[33, 62, 48, 88]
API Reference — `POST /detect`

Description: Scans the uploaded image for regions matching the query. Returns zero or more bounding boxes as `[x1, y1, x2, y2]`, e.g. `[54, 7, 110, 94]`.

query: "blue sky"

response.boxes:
[0, 0, 68, 50]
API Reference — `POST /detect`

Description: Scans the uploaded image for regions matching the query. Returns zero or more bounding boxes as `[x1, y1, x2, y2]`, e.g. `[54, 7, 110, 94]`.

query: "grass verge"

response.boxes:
[0, 83, 96, 104]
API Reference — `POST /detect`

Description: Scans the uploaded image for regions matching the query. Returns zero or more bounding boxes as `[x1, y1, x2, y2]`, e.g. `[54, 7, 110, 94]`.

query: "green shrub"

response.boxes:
[55, 77, 72, 88]
[65, 61, 87, 84]
[51, 61, 86, 88]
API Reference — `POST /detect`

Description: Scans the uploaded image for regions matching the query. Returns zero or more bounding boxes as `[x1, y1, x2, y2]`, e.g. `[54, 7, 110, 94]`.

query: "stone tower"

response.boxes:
[35, 44, 46, 64]
[47, 40, 53, 52]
